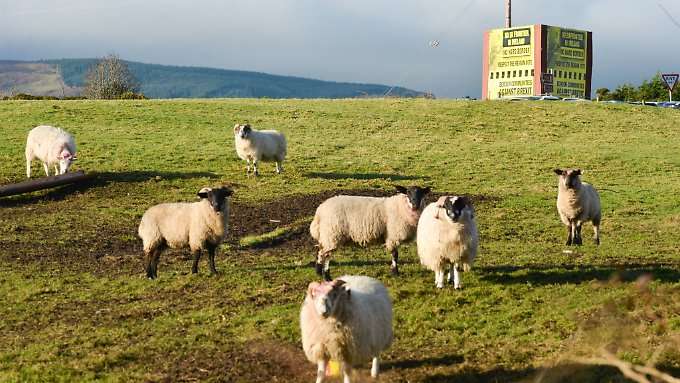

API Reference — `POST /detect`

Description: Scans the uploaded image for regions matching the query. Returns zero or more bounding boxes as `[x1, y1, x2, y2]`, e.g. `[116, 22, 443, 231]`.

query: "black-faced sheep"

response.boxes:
[554, 168, 601, 245]
[300, 275, 393, 383]
[309, 185, 431, 280]
[417, 196, 478, 289]
[137, 186, 233, 279]
[25, 125, 77, 178]
[233, 123, 287, 176]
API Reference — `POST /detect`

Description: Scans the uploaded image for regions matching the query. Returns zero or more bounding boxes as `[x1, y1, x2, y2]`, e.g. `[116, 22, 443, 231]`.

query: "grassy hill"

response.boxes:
[0, 99, 679, 382]
[0, 59, 424, 99]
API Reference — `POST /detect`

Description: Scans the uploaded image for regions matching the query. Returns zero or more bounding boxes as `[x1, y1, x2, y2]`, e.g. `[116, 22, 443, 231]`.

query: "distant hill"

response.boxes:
[0, 59, 424, 99]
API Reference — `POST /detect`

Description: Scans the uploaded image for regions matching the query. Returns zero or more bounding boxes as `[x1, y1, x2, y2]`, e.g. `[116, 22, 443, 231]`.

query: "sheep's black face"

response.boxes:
[444, 196, 469, 222]
[238, 124, 252, 139]
[198, 187, 234, 213]
[395, 185, 431, 211]
[554, 168, 582, 189]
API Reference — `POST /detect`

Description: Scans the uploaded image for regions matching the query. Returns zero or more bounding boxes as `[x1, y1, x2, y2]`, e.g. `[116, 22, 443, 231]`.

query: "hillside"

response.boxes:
[0, 59, 424, 99]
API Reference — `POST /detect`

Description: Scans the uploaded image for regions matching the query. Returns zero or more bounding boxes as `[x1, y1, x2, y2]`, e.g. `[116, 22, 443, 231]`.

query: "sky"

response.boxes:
[1, 0, 679, 98]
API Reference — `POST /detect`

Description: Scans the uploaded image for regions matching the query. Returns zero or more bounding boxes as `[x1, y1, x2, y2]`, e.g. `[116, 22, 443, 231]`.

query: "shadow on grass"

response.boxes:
[479, 263, 680, 286]
[305, 172, 428, 181]
[421, 363, 637, 383]
[383, 354, 463, 370]
[0, 170, 219, 207]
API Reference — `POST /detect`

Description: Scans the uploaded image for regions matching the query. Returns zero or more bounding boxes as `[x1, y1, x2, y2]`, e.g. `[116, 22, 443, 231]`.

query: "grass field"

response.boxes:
[1, 99, 679, 382]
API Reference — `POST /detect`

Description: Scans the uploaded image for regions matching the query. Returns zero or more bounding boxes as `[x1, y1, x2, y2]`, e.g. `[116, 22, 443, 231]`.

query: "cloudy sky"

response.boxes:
[1, 0, 679, 98]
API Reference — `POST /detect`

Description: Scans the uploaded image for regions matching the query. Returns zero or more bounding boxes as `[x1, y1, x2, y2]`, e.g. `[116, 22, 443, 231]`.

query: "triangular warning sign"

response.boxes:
[662, 73, 679, 91]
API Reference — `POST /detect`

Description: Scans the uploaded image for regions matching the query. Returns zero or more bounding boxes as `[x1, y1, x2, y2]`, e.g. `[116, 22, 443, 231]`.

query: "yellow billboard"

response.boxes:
[486, 25, 536, 99]
[545, 26, 589, 98]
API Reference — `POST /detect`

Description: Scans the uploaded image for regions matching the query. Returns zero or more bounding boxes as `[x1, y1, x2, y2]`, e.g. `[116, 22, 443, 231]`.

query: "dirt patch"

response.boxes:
[160, 339, 313, 382]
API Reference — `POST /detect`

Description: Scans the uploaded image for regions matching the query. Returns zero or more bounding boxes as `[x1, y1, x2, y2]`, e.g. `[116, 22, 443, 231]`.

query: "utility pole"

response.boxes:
[505, 0, 512, 28]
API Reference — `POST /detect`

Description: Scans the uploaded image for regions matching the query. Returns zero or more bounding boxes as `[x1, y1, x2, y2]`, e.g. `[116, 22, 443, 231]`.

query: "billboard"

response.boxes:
[545, 26, 589, 98]
[485, 25, 536, 99]
[482, 24, 592, 100]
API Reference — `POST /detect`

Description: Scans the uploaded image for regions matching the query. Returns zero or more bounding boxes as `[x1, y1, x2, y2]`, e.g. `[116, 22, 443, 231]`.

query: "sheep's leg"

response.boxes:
[245, 158, 251, 174]
[371, 356, 380, 378]
[453, 265, 462, 289]
[316, 250, 332, 280]
[191, 249, 202, 274]
[146, 248, 161, 279]
[435, 270, 445, 289]
[252, 159, 259, 176]
[390, 248, 399, 275]
[342, 362, 352, 383]
[593, 219, 601, 245]
[206, 244, 218, 275]
[43, 162, 50, 177]
[565, 224, 573, 246]
[275, 160, 283, 174]
[316, 359, 327, 383]
[54, 165, 59, 175]
[26, 159, 32, 178]
[574, 223, 583, 245]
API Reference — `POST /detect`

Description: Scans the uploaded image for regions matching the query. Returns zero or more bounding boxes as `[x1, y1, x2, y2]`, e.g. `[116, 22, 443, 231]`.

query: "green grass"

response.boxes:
[1, 99, 679, 382]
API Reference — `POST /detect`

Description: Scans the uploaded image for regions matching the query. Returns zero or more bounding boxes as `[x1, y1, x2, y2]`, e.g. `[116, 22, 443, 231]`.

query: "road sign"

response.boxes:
[661, 73, 679, 91]
[661, 73, 679, 101]
[541, 73, 554, 94]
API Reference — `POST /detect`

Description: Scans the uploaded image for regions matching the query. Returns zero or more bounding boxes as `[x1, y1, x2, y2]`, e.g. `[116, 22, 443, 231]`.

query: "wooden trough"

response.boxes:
[0, 171, 96, 198]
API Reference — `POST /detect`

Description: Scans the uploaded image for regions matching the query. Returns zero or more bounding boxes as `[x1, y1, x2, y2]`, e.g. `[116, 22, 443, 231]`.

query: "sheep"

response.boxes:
[300, 275, 393, 383]
[417, 196, 478, 289]
[25, 125, 77, 178]
[554, 168, 601, 246]
[233, 123, 287, 176]
[137, 186, 233, 279]
[309, 185, 431, 281]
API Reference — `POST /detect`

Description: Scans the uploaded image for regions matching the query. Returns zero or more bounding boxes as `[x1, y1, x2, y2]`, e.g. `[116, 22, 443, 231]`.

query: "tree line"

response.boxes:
[596, 73, 680, 102]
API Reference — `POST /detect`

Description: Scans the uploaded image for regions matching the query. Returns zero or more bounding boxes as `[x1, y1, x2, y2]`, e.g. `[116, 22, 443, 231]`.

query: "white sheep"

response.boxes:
[233, 123, 287, 176]
[300, 275, 393, 383]
[417, 196, 478, 289]
[137, 186, 233, 279]
[309, 185, 431, 280]
[554, 168, 601, 245]
[25, 125, 77, 178]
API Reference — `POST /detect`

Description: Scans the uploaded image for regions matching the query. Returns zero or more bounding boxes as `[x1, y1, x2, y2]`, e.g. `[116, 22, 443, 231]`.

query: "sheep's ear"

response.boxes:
[221, 187, 234, 197]
[233, 124, 241, 135]
[394, 185, 407, 194]
[422, 186, 431, 195]
[197, 187, 211, 199]
[574, 169, 582, 175]
[554, 169, 564, 175]
[333, 279, 346, 287]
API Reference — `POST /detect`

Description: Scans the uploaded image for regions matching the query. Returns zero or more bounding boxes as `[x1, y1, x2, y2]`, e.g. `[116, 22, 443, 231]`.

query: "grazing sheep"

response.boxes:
[554, 168, 601, 245]
[309, 185, 431, 280]
[417, 196, 478, 289]
[137, 186, 233, 279]
[300, 275, 393, 383]
[25, 125, 77, 178]
[233, 123, 287, 176]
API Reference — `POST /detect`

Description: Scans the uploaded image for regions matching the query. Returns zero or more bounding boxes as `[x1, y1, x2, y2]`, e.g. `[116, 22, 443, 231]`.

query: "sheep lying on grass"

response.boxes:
[300, 275, 392, 383]
[310, 185, 431, 280]
[233, 123, 287, 176]
[417, 196, 478, 289]
[137, 186, 233, 279]
[25, 125, 77, 178]
[554, 168, 601, 245]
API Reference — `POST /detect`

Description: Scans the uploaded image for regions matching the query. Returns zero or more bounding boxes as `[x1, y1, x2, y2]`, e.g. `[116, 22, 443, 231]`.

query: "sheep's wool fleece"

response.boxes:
[300, 275, 393, 365]
[557, 182, 600, 225]
[234, 129, 287, 162]
[417, 201, 478, 272]
[25, 125, 76, 165]
[138, 199, 229, 251]
[310, 194, 419, 251]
